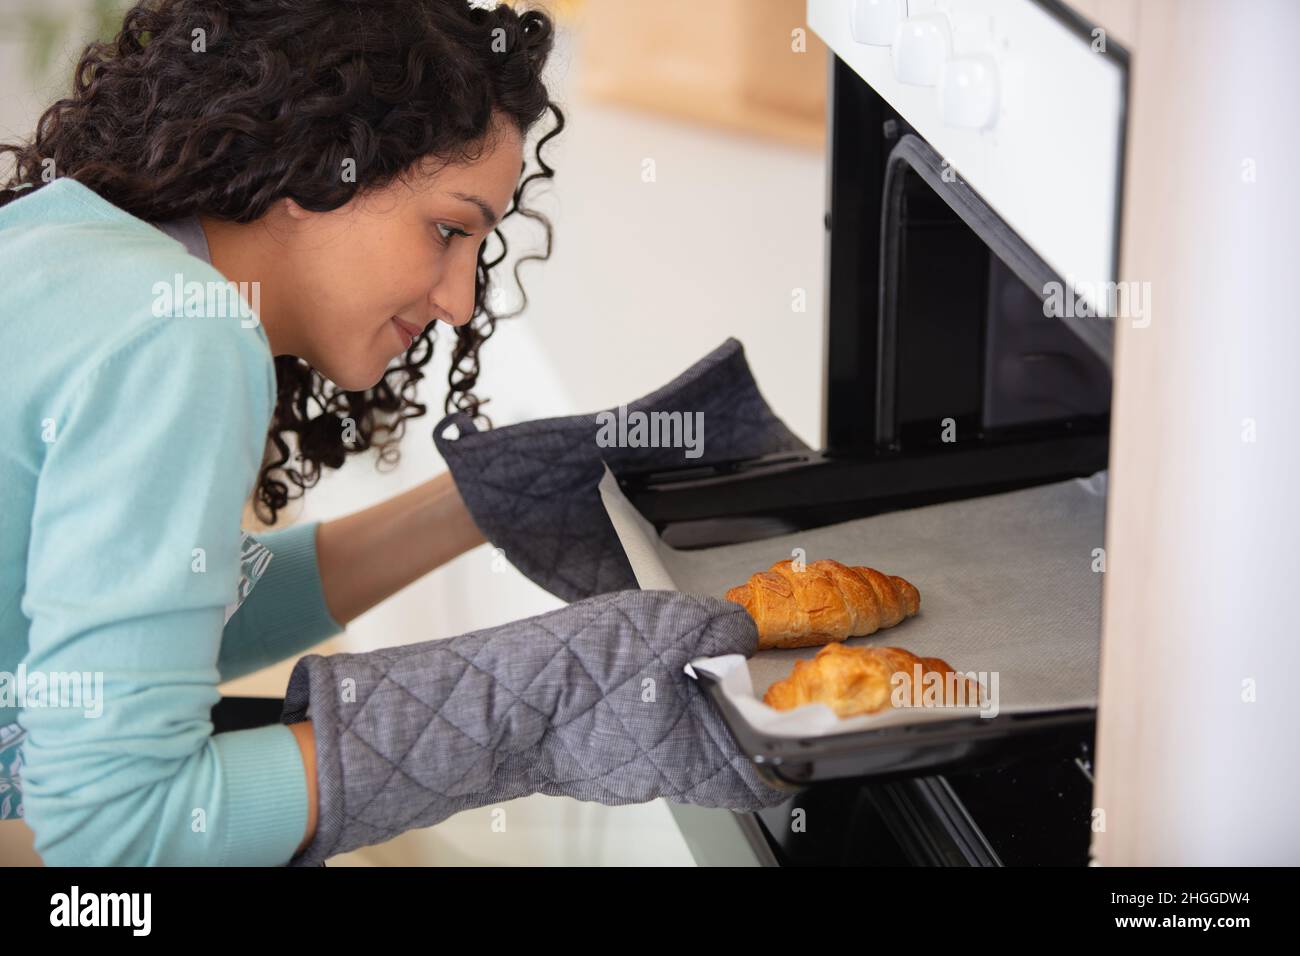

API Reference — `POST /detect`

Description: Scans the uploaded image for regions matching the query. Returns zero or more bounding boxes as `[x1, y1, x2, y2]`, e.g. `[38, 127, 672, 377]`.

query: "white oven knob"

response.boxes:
[850, 0, 905, 46]
[892, 14, 952, 86]
[941, 55, 1000, 129]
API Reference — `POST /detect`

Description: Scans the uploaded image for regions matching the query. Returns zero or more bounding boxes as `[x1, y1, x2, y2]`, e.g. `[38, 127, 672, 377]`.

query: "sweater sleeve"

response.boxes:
[218, 521, 344, 683]
[18, 315, 308, 865]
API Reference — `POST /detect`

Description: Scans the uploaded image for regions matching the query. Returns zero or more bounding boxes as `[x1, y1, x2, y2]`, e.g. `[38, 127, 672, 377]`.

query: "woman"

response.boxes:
[0, 0, 802, 866]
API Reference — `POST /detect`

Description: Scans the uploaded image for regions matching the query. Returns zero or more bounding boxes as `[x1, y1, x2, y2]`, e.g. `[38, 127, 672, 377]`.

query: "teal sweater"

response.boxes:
[0, 178, 343, 864]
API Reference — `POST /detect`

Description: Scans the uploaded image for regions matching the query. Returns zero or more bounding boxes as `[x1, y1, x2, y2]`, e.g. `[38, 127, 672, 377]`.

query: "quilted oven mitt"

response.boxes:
[279, 589, 793, 866]
[432, 337, 809, 603]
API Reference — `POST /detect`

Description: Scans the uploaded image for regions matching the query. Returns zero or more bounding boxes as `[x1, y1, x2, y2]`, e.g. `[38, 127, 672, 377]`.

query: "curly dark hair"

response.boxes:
[0, 0, 564, 524]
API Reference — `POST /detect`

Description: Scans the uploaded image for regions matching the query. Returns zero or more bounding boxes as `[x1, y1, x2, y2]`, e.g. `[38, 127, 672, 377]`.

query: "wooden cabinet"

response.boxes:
[576, 0, 827, 149]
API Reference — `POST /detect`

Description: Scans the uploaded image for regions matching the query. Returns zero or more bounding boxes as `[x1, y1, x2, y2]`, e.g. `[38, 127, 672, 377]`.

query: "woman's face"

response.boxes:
[272, 119, 525, 391]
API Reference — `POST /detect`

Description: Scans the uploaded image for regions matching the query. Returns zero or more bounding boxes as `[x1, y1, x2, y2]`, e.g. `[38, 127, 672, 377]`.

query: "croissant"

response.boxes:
[724, 558, 920, 650]
[763, 643, 973, 718]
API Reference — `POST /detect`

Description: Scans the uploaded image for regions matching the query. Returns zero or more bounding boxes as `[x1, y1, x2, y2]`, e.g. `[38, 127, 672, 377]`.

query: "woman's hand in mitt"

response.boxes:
[279, 589, 793, 866]
[432, 338, 808, 603]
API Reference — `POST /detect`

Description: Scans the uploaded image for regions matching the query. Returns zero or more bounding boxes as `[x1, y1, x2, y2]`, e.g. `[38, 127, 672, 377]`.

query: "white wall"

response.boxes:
[1093, 0, 1300, 865]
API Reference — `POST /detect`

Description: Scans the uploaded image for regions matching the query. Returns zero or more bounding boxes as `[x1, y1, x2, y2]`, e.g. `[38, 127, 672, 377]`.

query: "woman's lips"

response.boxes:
[390, 316, 422, 349]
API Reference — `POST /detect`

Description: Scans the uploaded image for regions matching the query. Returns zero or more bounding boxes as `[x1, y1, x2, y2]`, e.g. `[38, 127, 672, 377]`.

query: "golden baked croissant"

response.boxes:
[763, 643, 973, 718]
[724, 558, 920, 650]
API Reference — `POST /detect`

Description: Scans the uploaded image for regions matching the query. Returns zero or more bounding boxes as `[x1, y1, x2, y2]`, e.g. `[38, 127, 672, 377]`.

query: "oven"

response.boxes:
[614, 0, 1129, 866]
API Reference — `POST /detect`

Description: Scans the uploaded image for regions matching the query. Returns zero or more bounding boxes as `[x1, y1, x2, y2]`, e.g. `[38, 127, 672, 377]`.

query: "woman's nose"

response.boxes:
[431, 256, 478, 327]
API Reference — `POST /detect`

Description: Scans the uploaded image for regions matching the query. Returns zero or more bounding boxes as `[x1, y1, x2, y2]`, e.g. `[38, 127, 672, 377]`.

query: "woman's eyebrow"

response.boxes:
[447, 191, 499, 230]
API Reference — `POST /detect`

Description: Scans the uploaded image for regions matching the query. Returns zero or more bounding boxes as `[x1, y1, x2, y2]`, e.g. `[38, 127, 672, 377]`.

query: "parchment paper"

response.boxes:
[599, 464, 1108, 738]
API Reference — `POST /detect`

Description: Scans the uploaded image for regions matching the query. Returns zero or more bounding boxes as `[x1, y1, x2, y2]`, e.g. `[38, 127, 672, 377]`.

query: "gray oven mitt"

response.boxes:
[433, 337, 809, 603]
[278, 588, 792, 866]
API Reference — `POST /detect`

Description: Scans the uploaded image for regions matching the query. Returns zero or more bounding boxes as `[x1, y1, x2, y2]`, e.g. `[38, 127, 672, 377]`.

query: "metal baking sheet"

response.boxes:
[600, 466, 1107, 739]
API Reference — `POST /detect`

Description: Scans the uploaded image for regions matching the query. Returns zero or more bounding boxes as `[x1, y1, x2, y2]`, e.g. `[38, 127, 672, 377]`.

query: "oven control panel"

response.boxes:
[808, 0, 1126, 317]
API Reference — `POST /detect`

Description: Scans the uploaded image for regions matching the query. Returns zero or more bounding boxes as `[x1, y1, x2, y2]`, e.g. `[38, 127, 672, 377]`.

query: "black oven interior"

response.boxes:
[620, 58, 1111, 551]
[879, 136, 1112, 447]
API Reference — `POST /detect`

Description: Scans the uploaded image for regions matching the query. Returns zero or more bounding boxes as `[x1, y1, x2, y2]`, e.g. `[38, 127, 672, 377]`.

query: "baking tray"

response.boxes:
[600, 467, 1107, 786]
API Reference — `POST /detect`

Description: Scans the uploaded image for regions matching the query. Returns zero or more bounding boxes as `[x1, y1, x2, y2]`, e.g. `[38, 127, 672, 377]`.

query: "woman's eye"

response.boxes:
[435, 223, 472, 246]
